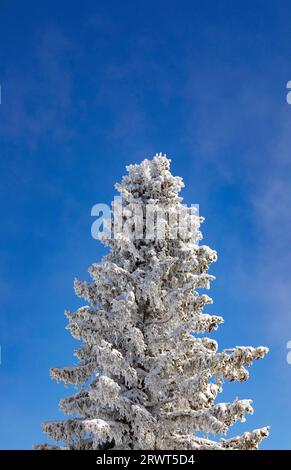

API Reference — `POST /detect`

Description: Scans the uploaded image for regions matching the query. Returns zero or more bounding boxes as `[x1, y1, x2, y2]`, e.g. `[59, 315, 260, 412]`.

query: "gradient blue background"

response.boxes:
[1, 0, 291, 449]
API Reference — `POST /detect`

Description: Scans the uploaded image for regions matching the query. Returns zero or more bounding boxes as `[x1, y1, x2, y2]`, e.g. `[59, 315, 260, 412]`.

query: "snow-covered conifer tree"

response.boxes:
[35, 154, 269, 450]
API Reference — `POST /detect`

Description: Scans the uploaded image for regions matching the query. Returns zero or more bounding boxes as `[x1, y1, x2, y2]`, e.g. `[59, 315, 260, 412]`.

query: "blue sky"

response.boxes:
[1, 0, 291, 449]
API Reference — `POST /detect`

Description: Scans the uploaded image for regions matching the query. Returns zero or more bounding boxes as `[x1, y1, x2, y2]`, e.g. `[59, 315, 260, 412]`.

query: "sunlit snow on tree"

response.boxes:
[35, 154, 269, 450]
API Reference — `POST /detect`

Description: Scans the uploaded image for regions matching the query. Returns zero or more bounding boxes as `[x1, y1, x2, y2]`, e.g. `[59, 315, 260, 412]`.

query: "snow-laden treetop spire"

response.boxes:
[115, 153, 184, 203]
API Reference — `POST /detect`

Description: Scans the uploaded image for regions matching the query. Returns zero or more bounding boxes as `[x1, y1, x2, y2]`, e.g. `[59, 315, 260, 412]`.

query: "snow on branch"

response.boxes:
[36, 154, 269, 450]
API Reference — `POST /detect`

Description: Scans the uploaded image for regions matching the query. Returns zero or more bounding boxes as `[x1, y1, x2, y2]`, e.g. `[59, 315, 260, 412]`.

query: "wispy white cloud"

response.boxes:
[182, 59, 291, 344]
[252, 116, 291, 338]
